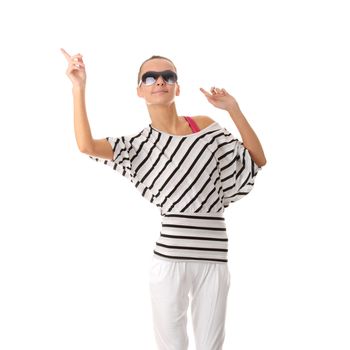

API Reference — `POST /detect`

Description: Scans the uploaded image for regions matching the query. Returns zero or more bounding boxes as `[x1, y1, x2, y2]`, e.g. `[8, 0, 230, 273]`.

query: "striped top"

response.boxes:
[88, 117, 262, 263]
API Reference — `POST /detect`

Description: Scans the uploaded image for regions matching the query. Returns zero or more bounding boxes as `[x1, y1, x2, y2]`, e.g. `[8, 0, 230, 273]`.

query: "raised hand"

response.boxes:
[199, 86, 239, 112]
[60, 48, 86, 88]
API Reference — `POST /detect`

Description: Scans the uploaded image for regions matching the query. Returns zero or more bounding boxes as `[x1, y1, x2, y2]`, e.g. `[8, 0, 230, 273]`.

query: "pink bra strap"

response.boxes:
[184, 116, 201, 133]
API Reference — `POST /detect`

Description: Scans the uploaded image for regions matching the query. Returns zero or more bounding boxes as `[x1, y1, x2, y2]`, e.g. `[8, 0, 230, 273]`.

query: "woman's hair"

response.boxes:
[137, 55, 177, 85]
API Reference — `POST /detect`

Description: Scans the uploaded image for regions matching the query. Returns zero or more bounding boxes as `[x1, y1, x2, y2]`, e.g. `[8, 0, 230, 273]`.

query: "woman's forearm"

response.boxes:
[72, 85, 94, 153]
[227, 106, 267, 167]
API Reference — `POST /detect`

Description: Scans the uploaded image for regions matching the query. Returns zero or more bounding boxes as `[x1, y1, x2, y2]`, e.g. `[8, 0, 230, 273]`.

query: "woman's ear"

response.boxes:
[137, 86, 143, 98]
[176, 83, 180, 96]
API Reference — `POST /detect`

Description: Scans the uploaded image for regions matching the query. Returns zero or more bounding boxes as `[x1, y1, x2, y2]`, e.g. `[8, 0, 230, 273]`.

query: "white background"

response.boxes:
[1, 0, 349, 349]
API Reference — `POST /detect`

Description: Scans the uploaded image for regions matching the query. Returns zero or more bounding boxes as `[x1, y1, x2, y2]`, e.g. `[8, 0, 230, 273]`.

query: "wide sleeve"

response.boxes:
[216, 128, 262, 207]
[88, 135, 135, 182]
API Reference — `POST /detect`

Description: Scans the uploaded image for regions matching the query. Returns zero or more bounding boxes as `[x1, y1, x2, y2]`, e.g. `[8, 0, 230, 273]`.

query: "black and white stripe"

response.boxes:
[154, 212, 228, 263]
[89, 121, 262, 263]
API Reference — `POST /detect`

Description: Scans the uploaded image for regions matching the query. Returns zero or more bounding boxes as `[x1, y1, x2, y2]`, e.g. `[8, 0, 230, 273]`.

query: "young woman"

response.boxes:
[61, 48, 267, 350]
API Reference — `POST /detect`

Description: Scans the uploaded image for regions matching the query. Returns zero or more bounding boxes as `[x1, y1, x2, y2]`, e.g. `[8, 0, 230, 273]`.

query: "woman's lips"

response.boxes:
[153, 91, 168, 94]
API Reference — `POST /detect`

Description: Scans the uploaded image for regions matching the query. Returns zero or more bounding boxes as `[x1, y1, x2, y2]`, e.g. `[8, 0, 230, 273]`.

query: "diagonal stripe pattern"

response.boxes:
[88, 120, 262, 263]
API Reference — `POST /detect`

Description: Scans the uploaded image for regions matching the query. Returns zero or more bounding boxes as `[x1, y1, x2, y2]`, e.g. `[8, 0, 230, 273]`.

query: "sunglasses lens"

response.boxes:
[141, 72, 156, 85]
[164, 72, 177, 84]
[144, 76, 156, 85]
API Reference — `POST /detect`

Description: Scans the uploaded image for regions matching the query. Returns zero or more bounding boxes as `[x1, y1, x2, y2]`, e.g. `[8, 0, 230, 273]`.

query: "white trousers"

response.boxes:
[149, 255, 231, 350]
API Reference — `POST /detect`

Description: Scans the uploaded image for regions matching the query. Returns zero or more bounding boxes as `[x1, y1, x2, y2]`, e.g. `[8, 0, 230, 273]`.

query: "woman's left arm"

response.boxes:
[200, 86, 267, 167]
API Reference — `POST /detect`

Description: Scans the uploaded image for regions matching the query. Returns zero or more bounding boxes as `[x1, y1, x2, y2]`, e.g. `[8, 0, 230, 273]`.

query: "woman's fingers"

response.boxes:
[200, 87, 213, 98]
[211, 87, 225, 95]
[60, 48, 83, 64]
[61, 48, 83, 61]
[212, 87, 226, 94]
[61, 48, 87, 87]
[201, 86, 227, 98]
[72, 54, 83, 61]
[60, 48, 72, 62]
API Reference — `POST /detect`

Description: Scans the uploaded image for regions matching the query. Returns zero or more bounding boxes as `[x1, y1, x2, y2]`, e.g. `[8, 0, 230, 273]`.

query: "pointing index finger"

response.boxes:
[199, 87, 212, 97]
[60, 48, 71, 61]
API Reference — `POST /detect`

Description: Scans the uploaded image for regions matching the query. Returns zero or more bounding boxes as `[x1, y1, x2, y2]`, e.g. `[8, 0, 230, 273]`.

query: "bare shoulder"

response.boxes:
[192, 115, 216, 129]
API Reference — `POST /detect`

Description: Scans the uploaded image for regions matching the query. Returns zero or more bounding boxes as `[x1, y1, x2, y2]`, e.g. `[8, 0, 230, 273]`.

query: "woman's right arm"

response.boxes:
[72, 85, 113, 161]
[61, 48, 113, 160]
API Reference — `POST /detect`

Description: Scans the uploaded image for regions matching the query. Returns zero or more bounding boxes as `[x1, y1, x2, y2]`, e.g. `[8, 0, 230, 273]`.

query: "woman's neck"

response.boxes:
[148, 103, 184, 133]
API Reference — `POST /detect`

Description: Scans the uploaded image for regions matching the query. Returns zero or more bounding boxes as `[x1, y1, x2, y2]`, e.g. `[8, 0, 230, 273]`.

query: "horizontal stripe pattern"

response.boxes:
[88, 121, 262, 263]
[154, 212, 228, 263]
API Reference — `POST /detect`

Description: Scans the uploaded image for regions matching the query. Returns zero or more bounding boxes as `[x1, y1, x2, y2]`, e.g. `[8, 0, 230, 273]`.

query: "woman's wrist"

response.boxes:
[72, 84, 86, 92]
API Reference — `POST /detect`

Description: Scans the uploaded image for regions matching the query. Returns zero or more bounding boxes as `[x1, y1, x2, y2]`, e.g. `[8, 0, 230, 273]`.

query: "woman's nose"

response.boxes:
[156, 76, 165, 85]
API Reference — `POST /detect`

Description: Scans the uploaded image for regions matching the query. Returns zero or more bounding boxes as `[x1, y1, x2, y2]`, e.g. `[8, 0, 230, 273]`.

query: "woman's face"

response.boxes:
[137, 58, 180, 105]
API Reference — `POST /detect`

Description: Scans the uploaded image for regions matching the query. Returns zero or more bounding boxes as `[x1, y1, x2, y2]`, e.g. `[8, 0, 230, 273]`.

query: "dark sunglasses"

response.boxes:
[138, 70, 178, 87]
